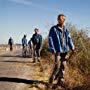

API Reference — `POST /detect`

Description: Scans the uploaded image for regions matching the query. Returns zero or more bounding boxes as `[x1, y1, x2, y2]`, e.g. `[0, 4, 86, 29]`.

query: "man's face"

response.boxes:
[35, 29, 38, 34]
[58, 16, 65, 25]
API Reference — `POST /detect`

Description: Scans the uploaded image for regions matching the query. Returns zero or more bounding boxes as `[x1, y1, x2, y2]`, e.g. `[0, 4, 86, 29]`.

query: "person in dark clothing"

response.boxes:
[8, 37, 13, 51]
[31, 28, 42, 63]
[48, 14, 75, 88]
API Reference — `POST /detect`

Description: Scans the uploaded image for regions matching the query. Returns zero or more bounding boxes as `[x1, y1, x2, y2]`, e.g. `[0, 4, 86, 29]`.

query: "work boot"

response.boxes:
[57, 78, 67, 90]
[32, 57, 36, 63]
[37, 57, 40, 62]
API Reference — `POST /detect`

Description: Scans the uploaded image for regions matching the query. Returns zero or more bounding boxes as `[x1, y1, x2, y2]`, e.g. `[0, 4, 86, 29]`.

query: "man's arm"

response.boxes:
[31, 34, 34, 44]
[38, 35, 42, 50]
[39, 35, 42, 44]
[48, 27, 56, 54]
[68, 32, 75, 51]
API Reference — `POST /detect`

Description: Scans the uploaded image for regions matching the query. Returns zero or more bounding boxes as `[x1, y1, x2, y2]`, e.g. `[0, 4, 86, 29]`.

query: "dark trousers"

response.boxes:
[33, 45, 40, 62]
[10, 44, 13, 51]
[49, 52, 67, 84]
[22, 45, 27, 57]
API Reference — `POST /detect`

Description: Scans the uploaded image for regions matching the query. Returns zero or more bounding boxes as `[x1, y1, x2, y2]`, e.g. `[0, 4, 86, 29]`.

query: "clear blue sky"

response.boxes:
[0, 0, 90, 44]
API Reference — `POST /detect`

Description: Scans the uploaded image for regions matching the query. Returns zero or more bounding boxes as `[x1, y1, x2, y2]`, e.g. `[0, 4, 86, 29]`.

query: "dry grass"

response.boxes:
[41, 24, 90, 90]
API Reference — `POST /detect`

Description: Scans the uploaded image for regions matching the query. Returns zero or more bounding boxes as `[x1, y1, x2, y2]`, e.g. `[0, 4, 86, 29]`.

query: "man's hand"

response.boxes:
[72, 48, 76, 53]
[66, 49, 75, 61]
[52, 52, 60, 55]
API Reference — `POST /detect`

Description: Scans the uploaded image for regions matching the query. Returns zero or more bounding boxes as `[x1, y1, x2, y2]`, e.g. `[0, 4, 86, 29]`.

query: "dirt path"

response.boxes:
[0, 49, 49, 90]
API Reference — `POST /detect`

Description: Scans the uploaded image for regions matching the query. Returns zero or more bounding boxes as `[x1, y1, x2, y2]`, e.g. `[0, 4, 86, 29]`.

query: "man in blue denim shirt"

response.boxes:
[22, 35, 27, 57]
[31, 28, 42, 63]
[48, 14, 74, 88]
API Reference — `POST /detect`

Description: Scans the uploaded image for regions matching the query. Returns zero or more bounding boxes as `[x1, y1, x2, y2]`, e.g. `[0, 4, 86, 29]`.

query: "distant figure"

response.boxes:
[28, 38, 33, 57]
[31, 28, 42, 63]
[48, 14, 75, 88]
[8, 37, 13, 51]
[22, 35, 27, 57]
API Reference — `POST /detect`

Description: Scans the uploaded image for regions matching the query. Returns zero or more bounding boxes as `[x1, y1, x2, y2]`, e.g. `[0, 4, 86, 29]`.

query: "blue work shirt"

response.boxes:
[48, 24, 74, 53]
[22, 37, 27, 46]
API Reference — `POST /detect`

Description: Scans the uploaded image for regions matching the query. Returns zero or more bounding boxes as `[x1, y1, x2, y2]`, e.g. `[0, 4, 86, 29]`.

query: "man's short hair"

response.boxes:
[24, 35, 26, 38]
[57, 14, 66, 20]
[34, 28, 39, 31]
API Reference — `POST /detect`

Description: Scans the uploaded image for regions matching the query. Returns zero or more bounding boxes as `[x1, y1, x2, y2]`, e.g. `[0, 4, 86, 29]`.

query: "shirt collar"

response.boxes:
[56, 24, 65, 32]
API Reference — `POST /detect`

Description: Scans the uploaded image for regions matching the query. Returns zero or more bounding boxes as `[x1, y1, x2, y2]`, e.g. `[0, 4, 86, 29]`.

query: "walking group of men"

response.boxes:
[8, 14, 75, 89]
[22, 28, 42, 63]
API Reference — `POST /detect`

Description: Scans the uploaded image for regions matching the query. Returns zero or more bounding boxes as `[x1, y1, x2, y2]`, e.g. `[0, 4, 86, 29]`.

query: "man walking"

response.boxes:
[8, 37, 14, 51]
[22, 35, 27, 57]
[31, 28, 42, 63]
[48, 14, 74, 88]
